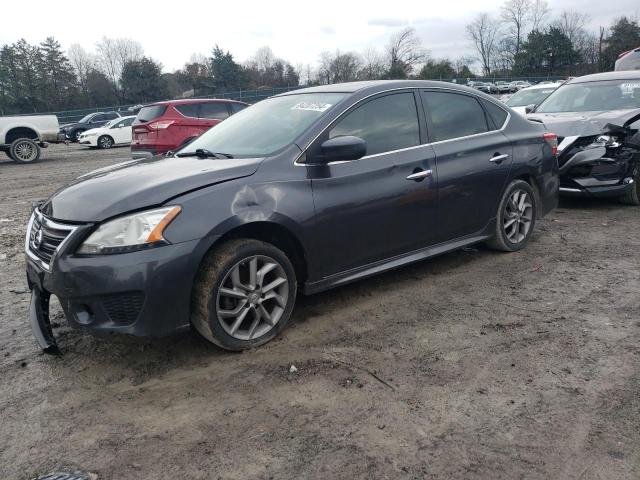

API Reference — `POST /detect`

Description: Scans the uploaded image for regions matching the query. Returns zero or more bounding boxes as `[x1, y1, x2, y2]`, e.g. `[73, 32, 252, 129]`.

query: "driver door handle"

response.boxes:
[489, 153, 509, 163]
[406, 169, 433, 181]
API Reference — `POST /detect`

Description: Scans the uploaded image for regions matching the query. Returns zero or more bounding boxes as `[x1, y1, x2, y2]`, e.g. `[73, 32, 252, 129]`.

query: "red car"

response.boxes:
[131, 99, 248, 158]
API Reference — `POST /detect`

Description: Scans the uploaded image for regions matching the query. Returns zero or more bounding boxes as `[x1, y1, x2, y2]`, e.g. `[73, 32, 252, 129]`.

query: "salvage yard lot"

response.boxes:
[0, 144, 639, 479]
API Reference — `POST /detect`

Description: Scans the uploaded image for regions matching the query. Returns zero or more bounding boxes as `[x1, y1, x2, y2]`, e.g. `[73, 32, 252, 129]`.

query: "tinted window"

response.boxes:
[200, 102, 230, 119]
[329, 93, 420, 156]
[230, 103, 247, 114]
[175, 104, 200, 118]
[422, 91, 488, 141]
[136, 105, 167, 123]
[480, 99, 508, 129]
[105, 112, 119, 120]
[91, 114, 106, 122]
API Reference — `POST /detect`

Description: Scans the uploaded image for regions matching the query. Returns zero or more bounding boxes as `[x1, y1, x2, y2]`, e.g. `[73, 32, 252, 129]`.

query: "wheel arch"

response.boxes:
[511, 171, 542, 217]
[5, 126, 39, 144]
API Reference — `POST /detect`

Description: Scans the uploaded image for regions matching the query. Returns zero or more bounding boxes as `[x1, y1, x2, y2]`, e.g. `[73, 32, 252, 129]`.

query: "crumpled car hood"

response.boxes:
[527, 108, 640, 137]
[41, 155, 263, 222]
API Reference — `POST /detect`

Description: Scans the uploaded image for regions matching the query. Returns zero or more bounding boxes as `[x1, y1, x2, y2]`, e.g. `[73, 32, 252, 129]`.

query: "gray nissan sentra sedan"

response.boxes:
[25, 80, 559, 353]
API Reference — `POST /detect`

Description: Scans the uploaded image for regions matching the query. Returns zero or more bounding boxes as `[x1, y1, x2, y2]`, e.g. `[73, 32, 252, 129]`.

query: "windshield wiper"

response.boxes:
[176, 148, 233, 159]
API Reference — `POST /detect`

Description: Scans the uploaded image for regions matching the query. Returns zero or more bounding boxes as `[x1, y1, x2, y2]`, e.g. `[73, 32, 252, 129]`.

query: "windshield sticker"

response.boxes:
[291, 102, 333, 112]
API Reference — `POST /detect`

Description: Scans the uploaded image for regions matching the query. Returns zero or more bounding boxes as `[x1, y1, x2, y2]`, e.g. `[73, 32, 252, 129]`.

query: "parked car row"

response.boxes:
[467, 80, 533, 94]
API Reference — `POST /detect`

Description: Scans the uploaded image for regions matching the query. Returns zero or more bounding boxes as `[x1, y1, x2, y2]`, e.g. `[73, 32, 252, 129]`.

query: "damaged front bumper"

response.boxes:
[557, 127, 640, 198]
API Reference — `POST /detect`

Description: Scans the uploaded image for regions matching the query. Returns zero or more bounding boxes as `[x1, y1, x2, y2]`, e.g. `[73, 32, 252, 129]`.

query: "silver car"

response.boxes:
[616, 47, 640, 71]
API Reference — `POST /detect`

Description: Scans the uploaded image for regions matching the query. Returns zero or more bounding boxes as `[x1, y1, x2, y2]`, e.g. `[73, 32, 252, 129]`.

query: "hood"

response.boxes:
[79, 126, 106, 136]
[59, 122, 78, 130]
[527, 108, 640, 137]
[41, 155, 264, 222]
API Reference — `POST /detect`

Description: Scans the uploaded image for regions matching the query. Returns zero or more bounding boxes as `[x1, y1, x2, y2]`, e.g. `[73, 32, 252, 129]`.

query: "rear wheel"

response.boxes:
[487, 179, 537, 252]
[191, 239, 297, 350]
[9, 138, 40, 163]
[97, 135, 114, 149]
[619, 168, 640, 206]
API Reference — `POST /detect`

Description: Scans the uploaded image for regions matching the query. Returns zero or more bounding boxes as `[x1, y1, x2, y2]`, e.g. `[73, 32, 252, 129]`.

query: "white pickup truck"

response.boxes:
[0, 114, 63, 163]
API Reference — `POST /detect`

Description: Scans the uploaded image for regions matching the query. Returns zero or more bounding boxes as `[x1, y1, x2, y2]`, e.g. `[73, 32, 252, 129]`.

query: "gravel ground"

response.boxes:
[0, 144, 639, 480]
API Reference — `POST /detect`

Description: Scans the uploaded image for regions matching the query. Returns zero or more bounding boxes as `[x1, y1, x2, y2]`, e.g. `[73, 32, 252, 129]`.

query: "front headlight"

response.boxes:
[82, 133, 97, 138]
[77, 206, 181, 254]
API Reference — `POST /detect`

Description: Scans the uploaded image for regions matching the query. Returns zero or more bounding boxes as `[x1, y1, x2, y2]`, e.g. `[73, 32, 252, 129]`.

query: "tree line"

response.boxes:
[0, 7, 639, 116]
[466, 1, 640, 77]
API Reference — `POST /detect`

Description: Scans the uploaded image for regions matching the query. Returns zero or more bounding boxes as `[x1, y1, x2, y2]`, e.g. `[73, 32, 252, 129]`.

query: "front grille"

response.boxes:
[26, 210, 78, 270]
[102, 292, 145, 325]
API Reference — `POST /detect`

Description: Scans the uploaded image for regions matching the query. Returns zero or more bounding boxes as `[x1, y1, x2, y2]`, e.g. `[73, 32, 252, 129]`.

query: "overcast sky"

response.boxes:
[1, 0, 638, 72]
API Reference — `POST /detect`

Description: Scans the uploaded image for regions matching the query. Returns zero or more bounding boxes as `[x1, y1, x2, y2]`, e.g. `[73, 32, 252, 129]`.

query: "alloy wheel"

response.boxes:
[216, 255, 289, 341]
[503, 189, 533, 244]
[99, 136, 113, 148]
[13, 140, 37, 162]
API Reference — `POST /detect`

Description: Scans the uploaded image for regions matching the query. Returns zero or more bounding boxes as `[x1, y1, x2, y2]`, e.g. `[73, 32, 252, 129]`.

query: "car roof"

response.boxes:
[275, 80, 483, 97]
[147, 98, 247, 106]
[568, 70, 640, 84]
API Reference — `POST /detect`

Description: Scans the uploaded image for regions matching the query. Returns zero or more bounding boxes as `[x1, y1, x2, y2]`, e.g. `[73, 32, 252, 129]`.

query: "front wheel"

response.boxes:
[97, 135, 114, 149]
[487, 179, 537, 252]
[191, 239, 297, 350]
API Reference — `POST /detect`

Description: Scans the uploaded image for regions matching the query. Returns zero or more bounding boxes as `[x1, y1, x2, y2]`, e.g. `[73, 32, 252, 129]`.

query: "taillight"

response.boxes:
[149, 120, 175, 130]
[543, 133, 558, 156]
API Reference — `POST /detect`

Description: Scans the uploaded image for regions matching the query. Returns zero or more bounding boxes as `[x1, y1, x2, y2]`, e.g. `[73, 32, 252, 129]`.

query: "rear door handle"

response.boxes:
[406, 169, 433, 181]
[489, 153, 509, 163]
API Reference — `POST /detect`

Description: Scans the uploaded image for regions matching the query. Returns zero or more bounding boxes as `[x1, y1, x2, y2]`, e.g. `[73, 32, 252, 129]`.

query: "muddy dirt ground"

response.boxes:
[0, 144, 639, 480]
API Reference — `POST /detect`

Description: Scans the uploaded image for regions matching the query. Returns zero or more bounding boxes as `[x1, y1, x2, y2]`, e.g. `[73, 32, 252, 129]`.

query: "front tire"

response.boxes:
[487, 179, 537, 252]
[191, 239, 297, 351]
[9, 138, 40, 163]
[97, 135, 114, 149]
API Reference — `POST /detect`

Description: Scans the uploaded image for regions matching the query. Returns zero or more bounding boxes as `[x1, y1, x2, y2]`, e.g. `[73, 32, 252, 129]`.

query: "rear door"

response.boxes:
[307, 90, 438, 277]
[421, 90, 513, 242]
[112, 117, 134, 144]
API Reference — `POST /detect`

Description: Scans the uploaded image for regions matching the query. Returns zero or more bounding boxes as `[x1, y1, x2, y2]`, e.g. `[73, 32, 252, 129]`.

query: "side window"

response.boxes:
[106, 112, 119, 120]
[480, 99, 508, 130]
[329, 93, 420, 156]
[175, 104, 199, 118]
[118, 117, 134, 127]
[91, 114, 106, 122]
[230, 103, 247, 114]
[422, 91, 488, 142]
[200, 102, 230, 120]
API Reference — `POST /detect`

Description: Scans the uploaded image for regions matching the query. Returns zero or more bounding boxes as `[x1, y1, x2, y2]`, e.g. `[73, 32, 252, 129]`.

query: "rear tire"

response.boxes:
[191, 239, 297, 351]
[487, 179, 537, 252]
[9, 138, 40, 163]
[619, 168, 640, 206]
[97, 135, 114, 149]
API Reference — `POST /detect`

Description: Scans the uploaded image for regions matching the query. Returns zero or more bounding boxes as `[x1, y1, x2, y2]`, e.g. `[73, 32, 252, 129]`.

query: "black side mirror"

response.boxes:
[316, 136, 366, 163]
[525, 104, 536, 114]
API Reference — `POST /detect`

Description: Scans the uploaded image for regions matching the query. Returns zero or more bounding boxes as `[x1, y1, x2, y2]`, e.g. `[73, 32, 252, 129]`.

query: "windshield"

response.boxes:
[181, 93, 347, 158]
[506, 87, 559, 107]
[535, 79, 640, 113]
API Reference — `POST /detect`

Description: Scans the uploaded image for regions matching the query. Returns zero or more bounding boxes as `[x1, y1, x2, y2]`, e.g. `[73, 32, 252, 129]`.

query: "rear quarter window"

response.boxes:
[199, 102, 230, 120]
[136, 105, 168, 123]
[480, 99, 509, 129]
[175, 104, 200, 118]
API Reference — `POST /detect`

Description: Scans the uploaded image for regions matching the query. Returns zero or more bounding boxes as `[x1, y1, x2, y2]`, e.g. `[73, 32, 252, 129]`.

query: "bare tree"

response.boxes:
[359, 46, 386, 80]
[466, 13, 500, 76]
[252, 46, 275, 73]
[68, 44, 94, 97]
[553, 11, 590, 46]
[95, 36, 143, 102]
[501, 0, 531, 56]
[386, 27, 425, 76]
[529, 0, 549, 31]
[318, 50, 361, 84]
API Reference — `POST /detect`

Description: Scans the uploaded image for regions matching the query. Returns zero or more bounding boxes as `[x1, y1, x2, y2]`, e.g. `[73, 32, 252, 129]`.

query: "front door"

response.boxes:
[306, 91, 439, 278]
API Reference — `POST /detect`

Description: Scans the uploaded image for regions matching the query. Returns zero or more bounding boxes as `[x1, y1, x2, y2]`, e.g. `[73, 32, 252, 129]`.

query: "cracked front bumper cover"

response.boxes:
[29, 288, 61, 355]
